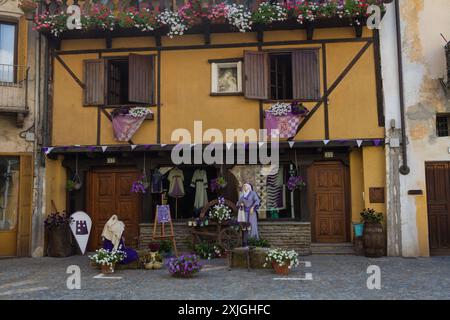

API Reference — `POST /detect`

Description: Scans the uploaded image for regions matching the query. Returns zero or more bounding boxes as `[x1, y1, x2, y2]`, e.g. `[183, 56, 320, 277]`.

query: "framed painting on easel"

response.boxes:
[152, 204, 179, 257]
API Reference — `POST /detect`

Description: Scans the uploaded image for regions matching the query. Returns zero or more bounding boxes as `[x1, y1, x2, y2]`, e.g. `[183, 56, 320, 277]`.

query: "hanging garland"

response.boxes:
[32, 0, 386, 38]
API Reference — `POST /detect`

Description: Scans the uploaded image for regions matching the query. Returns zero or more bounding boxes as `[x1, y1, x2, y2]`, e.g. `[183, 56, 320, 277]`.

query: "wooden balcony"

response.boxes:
[0, 65, 30, 128]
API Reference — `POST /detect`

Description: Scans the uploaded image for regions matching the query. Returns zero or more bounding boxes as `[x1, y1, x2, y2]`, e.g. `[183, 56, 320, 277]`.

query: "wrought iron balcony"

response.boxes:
[0, 64, 30, 127]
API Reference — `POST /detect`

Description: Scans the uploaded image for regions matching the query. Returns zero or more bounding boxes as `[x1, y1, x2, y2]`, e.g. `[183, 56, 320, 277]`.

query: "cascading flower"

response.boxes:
[226, 3, 253, 33]
[157, 9, 188, 38]
[252, 1, 288, 25]
[30, 1, 386, 37]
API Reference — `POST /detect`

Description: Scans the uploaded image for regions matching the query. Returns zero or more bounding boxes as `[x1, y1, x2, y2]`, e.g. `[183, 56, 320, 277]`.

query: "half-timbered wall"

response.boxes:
[51, 27, 384, 146]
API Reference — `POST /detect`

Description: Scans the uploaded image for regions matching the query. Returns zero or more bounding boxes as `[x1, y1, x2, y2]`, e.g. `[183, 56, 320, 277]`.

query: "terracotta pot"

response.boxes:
[272, 261, 290, 276]
[101, 263, 115, 274]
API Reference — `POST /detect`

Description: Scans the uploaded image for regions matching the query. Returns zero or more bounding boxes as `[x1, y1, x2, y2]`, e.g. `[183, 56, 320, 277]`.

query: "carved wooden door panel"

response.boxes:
[88, 169, 140, 251]
[308, 162, 349, 243]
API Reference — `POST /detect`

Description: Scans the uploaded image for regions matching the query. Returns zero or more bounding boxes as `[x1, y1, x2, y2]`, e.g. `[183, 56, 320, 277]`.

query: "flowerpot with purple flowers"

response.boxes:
[167, 254, 202, 278]
[287, 176, 306, 192]
[44, 212, 74, 258]
[131, 175, 149, 194]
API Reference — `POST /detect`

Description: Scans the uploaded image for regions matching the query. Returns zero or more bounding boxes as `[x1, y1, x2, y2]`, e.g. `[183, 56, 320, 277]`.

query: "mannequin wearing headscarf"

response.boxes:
[101, 215, 138, 264]
[237, 183, 260, 242]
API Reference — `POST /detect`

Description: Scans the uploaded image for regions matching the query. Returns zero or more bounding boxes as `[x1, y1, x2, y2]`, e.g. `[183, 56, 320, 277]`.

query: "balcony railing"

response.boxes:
[0, 64, 30, 127]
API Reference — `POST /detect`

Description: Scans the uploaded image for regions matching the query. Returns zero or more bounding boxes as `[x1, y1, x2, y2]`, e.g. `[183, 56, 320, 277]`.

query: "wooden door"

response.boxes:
[87, 168, 140, 251]
[308, 162, 349, 243]
[426, 162, 450, 254]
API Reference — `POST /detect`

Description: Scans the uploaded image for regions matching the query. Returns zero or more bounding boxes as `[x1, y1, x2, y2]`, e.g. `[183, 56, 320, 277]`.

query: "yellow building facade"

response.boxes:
[39, 1, 387, 254]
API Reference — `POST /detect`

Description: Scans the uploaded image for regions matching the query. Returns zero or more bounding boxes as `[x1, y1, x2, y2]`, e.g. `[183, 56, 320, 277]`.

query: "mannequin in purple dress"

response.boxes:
[237, 183, 260, 243]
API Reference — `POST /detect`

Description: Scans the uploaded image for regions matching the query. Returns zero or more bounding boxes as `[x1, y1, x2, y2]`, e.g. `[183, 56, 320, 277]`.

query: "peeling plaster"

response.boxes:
[400, 0, 425, 64]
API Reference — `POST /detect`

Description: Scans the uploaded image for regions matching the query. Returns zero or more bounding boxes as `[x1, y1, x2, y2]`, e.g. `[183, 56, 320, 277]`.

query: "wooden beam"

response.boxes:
[105, 32, 112, 49]
[203, 21, 211, 45]
[322, 43, 329, 140]
[157, 49, 161, 144]
[290, 41, 373, 139]
[373, 29, 385, 126]
[56, 37, 374, 55]
[55, 55, 85, 89]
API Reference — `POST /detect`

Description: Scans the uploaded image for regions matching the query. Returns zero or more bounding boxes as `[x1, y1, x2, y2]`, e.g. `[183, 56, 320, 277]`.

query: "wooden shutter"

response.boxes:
[129, 54, 154, 104]
[17, 154, 33, 257]
[244, 51, 269, 100]
[292, 49, 320, 100]
[83, 59, 105, 106]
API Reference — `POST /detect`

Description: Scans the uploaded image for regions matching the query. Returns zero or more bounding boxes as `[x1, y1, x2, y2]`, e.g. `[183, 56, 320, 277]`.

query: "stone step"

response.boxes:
[311, 243, 355, 255]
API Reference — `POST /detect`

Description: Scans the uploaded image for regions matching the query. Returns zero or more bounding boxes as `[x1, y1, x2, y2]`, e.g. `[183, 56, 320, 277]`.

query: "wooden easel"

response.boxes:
[152, 195, 178, 256]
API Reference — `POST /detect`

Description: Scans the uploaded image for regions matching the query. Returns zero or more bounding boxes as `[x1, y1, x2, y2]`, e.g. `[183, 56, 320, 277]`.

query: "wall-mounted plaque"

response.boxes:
[369, 187, 385, 203]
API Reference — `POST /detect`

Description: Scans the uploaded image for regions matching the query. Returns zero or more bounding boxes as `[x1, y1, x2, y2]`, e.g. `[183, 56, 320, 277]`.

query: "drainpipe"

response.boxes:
[394, 0, 410, 175]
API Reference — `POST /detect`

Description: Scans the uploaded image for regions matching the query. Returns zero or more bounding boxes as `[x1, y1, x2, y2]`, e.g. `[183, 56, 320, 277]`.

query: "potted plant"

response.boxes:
[209, 197, 232, 224]
[287, 175, 306, 192]
[89, 248, 126, 274]
[265, 248, 299, 276]
[66, 180, 76, 192]
[248, 237, 270, 248]
[167, 254, 202, 278]
[159, 240, 173, 258]
[131, 175, 149, 193]
[44, 211, 73, 258]
[18, 0, 38, 20]
[140, 251, 164, 270]
[360, 208, 385, 258]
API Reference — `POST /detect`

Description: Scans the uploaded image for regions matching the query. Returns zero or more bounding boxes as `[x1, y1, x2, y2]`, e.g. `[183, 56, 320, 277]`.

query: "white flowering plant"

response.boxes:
[209, 197, 232, 223]
[157, 9, 188, 38]
[267, 102, 292, 116]
[252, 1, 288, 25]
[129, 107, 151, 118]
[226, 3, 252, 33]
[265, 248, 299, 269]
[89, 248, 127, 266]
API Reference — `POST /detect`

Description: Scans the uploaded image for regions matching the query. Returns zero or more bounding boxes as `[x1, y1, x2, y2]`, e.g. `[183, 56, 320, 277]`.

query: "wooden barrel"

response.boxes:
[46, 225, 73, 258]
[363, 222, 385, 258]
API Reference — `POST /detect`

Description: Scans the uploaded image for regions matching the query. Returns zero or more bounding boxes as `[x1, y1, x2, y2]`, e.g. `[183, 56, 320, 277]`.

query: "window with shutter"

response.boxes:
[292, 49, 321, 100]
[244, 51, 269, 100]
[83, 59, 106, 106]
[129, 54, 154, 104]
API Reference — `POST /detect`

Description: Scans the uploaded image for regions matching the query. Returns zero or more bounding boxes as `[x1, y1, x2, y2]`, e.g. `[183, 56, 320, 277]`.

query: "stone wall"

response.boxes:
[139, 221, 311, 255]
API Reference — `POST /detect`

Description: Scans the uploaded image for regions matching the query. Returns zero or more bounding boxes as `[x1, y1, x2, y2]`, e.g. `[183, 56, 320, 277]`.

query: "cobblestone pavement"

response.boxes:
[0, 255, 449, 300]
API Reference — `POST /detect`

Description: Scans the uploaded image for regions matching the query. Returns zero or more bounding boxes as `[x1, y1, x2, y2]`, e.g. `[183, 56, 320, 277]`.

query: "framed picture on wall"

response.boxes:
[210, 60, 243, 95]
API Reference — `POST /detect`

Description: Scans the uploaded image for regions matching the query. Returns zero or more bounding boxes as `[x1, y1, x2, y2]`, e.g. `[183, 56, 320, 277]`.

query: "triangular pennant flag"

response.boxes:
[373, 139, 382, 146]
[161, 144, 167, 147]
[101, 146, 108, 153]
[288, 141, 295, 148]
[226, 143, 233, 150]
[356, 140, 363, 148]
[258, 142, 265, 148]
[44, 147, 54, 155]
[130, 145, 137, 151]
[323, 140, 330, 146]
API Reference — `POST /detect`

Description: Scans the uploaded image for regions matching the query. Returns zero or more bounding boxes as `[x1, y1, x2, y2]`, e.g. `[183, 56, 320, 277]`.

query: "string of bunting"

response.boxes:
[42, 139, 385, 155]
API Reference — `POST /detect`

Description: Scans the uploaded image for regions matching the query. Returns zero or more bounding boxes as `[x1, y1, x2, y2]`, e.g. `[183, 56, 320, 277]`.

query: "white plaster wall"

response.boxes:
[380, 0, 450, 257]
